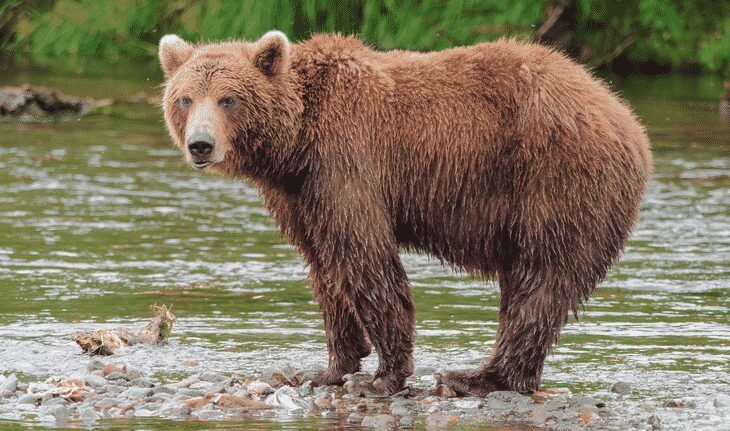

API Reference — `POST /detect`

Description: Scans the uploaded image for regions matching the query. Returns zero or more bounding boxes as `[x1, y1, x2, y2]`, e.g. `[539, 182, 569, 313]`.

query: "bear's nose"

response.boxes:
[187, 133, 214, 158]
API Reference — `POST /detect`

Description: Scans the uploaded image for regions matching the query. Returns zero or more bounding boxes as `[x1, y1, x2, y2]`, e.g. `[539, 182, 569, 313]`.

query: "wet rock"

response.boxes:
[193, 408, 224, 420]
[332, 398, 346, 411]
[348, 412, 363, 423]
[160, 402, 191, 418]
[103, 364, 124, 377]
[43, 397, 68, 406]
[611, 382, 632, 395]
[361, 413, 397, 429]
[131, 377, 155, 388]
[391, 403, 409, 416]
[39, 404, 72, 422]
[198, 371, 227, 383]
[247, 381, 275, 396]
[0, 85, 94, 118]
[453, 398, 482, 410]
[213, 394, 271, 410]
[313, 395, 331, 409]
[426, 413, 459, 428]
[134, 408, 157, 417]
[265, 386, 305, 413]
[184, 395, 213, 410]
[105, 371, 128, 381]
[121, 386, 153, 399]
[260, 367, 293, 387]
[648, 414, 662, 430]
[79, 407, 101, 422]
[662, 399, 685, 408]
[0, 374, 18, 393]
[17, 393, 38, 405]
[83, 375, 108, 389]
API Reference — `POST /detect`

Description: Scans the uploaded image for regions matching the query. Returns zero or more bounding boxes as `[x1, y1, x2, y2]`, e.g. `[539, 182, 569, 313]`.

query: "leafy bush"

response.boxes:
[3, 0, 729, 76]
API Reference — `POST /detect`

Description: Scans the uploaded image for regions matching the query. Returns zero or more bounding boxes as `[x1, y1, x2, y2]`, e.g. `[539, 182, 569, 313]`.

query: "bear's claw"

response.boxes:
[435, 370, 504, 397]
[343, 372, 402, 398]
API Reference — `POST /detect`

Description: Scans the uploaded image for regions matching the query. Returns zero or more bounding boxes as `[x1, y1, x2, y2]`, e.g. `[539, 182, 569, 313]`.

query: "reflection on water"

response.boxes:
[0, 72, 728, 430]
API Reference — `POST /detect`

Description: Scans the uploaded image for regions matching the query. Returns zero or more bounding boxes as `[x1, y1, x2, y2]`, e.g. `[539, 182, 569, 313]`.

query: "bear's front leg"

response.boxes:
[310, 268, 372, 386]
[303, 175, 415, 397]
[342, 253, 415, 398]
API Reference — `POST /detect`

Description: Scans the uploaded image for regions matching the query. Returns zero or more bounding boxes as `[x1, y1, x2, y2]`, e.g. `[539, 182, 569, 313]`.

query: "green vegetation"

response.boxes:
[1, 0, 728, 76]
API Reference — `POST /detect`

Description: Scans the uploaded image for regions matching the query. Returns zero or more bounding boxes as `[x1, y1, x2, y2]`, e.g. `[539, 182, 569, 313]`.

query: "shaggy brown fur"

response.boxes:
[159, 32, 652, 397]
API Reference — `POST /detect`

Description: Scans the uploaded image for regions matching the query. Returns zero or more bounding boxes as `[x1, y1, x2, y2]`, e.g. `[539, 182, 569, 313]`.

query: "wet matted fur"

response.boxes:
[159, 32, 652, 397]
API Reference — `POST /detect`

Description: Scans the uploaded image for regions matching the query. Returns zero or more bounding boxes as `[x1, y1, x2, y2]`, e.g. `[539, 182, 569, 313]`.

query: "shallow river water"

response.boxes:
[0, 72, 728, 430]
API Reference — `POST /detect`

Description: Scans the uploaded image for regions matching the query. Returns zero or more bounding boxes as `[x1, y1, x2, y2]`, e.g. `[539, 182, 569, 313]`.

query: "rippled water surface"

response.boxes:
[0, 72, 728, 430]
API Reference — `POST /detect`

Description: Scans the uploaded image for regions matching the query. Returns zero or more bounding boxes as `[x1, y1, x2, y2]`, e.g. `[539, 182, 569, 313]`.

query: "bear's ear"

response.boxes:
[159, 34, 194, 79]
[253, 31, 291, 78]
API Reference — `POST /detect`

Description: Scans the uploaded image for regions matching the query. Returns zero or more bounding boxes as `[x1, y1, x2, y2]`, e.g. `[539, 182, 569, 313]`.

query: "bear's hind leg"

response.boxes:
[311, 273, 371, 386]
[439, 264, 578, 395]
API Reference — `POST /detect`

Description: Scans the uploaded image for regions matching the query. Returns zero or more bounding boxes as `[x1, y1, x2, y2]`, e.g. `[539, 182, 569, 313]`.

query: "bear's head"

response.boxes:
[159, 32, 302, 180]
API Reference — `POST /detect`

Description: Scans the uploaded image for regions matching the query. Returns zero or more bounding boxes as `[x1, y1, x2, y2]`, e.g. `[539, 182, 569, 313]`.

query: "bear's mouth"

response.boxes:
[192, 161, 213, 169]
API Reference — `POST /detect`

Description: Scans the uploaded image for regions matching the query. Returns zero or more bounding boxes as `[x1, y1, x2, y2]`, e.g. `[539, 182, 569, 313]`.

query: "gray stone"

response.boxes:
[83, 374, 108, 389]
[178, 388, 209, 397]
[0, 374, 18, 393]
[86, 359, 105, 373]
[79, 407, 100, 422]
[17, 393, 38, 405]
[391, 404, 409, 416]
[122, 387, 154, 399]
[39, 404, 72, 422]
[131, 377, 155, 388]
[194, 409, 224, 420]
[125, 368, 142, 380]
[198, 371, 228, 383]
[43, 397, 68, 406]
[106, 372, 128, 381]
[134, 408, 156, 417]
[611, 382, 632, 395]
[95, 398, 119, 409]
[16, 382, 28, 392]
[160, 402, 191, 418]
[361, 413, 397, 429]
[426, 413, 454, 429]
[399, 414, 414, 427]
[348, 412, 363, 423]
[152, 385, 176, 395]
[648, 414, 662, 430]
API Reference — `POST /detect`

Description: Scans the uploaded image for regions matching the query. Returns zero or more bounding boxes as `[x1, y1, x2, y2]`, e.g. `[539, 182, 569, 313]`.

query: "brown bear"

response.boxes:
[158, 31, 652, 397]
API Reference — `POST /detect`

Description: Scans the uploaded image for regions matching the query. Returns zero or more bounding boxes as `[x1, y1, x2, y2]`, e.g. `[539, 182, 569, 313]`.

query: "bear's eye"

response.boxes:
[219, 96, 236, 110]
[180, 96, 192, 110]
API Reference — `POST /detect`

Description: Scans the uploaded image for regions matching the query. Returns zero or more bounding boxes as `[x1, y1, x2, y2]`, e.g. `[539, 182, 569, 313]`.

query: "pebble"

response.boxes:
[611, 382, 632, 395]
[102, 364, 124, 377]
[39, 404, 72, 422]
[83, 374, 108, 389]
[426, 413, 459, 428]
[247, 381, 275, 396]
[0, 374, 18, 393]
[79, 407, 100, 422]
[17, 393, 38, 405]
[160, 402, 191, 418]
[198, 371, 227, 383]
[361, 413, 397, 429]
[105, 371, 129, 381]
[648, 414, 662, 430]
[348, 412, 363, 423]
